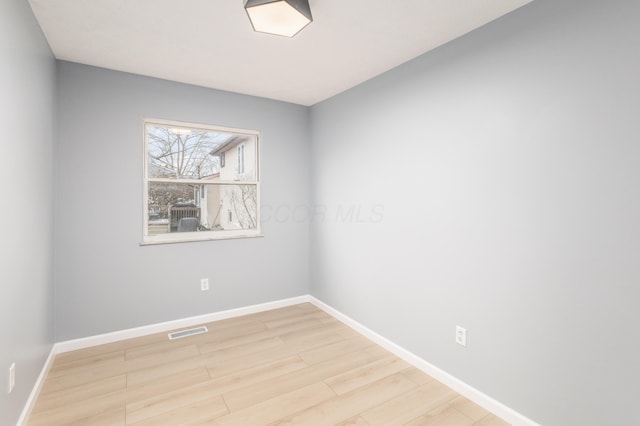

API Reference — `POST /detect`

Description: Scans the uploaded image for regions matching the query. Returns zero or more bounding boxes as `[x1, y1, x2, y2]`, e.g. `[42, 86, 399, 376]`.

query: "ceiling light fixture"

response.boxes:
[244, 0, 313, 38]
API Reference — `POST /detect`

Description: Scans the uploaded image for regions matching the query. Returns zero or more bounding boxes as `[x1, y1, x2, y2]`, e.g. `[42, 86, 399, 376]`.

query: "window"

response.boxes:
[237, 144, 245, 175]
[143, 119, 260, 244]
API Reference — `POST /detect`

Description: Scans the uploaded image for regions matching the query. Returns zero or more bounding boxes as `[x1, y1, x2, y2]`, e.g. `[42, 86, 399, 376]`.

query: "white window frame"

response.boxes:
[142, 118, 261, 245]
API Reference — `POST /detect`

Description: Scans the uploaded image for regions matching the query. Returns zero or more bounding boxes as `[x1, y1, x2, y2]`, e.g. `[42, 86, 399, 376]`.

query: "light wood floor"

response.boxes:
[28, 303, 509, 425]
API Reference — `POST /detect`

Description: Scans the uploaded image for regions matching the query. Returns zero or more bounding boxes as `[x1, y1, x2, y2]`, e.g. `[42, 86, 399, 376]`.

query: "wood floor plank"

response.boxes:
[39, 360, 127, 395]
[268, 373, 418, 425]
[71, 408, 126, 426]
[33, 374, 127, 413]
[125, 355, 209, 387]
[324, 355, 410, 395]
[28, 388, 128, 426]
[129, 395, 228, 426]
[198, 336, 285, 363]
[449, 396, 494, 421]
[360, 380, 459, 426]
[404, 405, 476, 426]
[298, 335, 374, 365]
[336, 416, 371, 426]
[241, 305, 313, 323]
[126, 383, 227, 425]
[126, 344, 201, 371]
[124, 367, 213, 413]
[401, 366, 436, 386]
[262, 310, 333, 329]
[49, 350, 125, 375]
[473, 414, 511, 426]
[213, 382, 336, 426]
[274, 319, 345, 342]
[194, 321, 273, 354]
[294, 302, 318, 312]
[333, 325, 364, 339]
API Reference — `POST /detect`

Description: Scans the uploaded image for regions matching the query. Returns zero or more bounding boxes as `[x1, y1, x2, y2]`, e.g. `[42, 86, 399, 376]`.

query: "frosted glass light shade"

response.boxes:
[244, 0, 313, 37]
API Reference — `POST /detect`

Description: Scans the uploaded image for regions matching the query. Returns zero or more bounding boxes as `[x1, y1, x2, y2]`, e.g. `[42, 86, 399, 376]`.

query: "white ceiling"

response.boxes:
[28, 0, 532, 106]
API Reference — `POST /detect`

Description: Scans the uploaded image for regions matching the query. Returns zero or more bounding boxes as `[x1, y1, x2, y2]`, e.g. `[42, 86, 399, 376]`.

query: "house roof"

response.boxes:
[209, 136, 249, 156]
[201, 173, 221, 181]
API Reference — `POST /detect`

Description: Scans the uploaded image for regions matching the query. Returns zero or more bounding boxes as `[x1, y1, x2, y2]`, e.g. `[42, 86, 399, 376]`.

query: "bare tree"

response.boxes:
[147, 126, 221, 179]
[227, 185, 257, 229]
[148, 182, 196, 218]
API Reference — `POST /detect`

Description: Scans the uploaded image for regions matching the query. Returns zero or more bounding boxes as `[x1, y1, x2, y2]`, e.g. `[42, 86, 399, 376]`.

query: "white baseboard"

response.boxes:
[20, 294, 538, 426]
[17, 344, 57, 426]
[56, 295, 311, 353]
[309, 296, 540, 426]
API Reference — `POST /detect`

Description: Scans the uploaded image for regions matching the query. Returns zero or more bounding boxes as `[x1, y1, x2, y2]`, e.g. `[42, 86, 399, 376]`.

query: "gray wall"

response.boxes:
[0, 0, 56, 424]
[55, 62, 310, 340]
[309, 0, 640, 425]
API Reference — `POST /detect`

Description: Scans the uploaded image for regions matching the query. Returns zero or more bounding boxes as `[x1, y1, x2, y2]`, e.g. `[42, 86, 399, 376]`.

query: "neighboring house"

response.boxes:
[199, 173, 221, 229]
[202, 135, 257, 231]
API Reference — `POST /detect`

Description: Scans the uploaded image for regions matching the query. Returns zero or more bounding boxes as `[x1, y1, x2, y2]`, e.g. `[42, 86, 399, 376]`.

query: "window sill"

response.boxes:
[140, 232, 263, 246]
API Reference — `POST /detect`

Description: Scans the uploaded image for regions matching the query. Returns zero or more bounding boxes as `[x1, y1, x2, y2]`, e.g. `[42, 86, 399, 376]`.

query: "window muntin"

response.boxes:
[143, 119, 260, 244]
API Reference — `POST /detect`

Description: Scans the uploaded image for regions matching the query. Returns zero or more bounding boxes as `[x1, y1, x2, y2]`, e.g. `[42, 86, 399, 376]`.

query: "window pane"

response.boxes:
[218, 140, 256, 181]
[147, 182, 257, 236]
[146, 124, 257, 181]
[213, 184, 258, 230]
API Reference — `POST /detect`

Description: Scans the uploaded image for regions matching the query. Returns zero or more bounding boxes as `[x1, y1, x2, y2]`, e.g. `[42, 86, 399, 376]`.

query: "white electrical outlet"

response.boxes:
[200, 278, 209, 291]
[456, 326, 467, 347]
[8, 363, 15, 394]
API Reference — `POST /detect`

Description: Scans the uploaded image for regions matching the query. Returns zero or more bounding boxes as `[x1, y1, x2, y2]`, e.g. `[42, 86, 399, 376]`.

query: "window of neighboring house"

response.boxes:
[237, 144, 245, 175]
[143, 118, 260, 244]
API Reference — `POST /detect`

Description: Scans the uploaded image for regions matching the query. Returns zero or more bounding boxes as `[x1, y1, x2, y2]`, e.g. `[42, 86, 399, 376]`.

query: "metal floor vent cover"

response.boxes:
[168, 326, 208, 340]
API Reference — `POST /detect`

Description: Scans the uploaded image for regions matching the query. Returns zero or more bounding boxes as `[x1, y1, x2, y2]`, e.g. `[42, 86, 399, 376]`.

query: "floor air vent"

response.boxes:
[168, 326, 208, 340]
